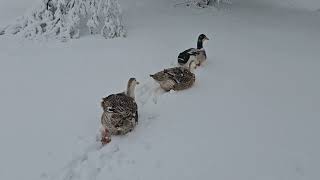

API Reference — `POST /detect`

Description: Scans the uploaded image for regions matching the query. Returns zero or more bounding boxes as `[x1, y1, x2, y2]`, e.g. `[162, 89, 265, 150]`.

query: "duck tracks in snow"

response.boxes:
[45, 79, 163, 180]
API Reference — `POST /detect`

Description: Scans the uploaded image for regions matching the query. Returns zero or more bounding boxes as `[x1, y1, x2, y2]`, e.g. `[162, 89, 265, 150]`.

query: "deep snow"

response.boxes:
[0, 0, 320, 180]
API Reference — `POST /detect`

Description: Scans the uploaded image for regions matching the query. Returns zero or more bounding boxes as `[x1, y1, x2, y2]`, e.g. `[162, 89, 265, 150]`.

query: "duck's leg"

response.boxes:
[100, 112, 112, 145]
[100, 127, 111, 145]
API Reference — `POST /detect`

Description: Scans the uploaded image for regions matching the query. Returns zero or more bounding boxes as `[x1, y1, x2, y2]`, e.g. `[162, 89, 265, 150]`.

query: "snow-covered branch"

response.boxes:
[175, 0, 232, 8]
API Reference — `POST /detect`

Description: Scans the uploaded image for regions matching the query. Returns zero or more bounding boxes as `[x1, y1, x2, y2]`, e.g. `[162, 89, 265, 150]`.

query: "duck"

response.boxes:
[177, 34, 209, 67]
[150, 60, 197, 91]
[100, 78, 139, 145]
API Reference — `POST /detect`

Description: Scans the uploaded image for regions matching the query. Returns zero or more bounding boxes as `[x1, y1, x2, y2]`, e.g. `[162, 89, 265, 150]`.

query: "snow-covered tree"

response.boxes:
[193, 0, 210, 7]
[177, 0, 231, 8]
[0, 0, 126, 41]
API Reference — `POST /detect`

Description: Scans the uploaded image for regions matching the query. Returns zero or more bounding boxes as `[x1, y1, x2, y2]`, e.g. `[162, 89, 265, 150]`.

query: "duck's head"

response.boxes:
[198, 34, 209, 42]
[128, 78, 140, 86]
[197, 34, 209, 49]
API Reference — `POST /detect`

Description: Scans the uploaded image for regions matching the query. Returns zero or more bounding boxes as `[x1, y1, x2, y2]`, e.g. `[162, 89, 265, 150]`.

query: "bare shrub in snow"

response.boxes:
[0, 0, 126, 41]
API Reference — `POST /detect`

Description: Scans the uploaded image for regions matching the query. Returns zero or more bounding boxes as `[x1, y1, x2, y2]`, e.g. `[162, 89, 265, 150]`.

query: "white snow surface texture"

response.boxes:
[0, 0, 320, 180]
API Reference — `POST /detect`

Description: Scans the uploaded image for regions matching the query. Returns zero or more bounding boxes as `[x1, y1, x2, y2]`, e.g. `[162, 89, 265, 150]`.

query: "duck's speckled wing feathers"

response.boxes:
[101, 93, 138, 135]
[151, 67, 195, 91]
[178, 48, 199, 65]
[101, 93, 137, 115]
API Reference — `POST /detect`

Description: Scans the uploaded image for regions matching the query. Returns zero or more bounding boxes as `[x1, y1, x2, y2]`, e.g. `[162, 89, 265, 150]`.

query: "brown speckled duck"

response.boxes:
[100, 78, 139, 145]
[150, 60, 197, 91]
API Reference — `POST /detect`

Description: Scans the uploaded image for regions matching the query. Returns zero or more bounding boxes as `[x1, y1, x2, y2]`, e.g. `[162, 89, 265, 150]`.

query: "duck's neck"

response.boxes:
[126, 82, 136, 99]
[197, 39, 203, 49]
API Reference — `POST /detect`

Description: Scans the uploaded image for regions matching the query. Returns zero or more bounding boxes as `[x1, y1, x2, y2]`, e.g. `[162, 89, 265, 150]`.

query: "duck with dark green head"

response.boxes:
[178, 34, 209, 67]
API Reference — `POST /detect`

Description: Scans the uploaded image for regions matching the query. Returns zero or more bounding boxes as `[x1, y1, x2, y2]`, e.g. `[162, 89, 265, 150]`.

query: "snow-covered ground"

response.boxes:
[0, 0, 320, 180]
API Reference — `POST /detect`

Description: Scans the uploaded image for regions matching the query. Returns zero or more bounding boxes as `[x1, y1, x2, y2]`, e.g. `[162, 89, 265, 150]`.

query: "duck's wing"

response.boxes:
[103, 94, 137, 116]
[187, 48, 200, 55]
[163, 67, 185, 83]
[178, 48, 199, 65]
[181, 48, 199, 55]
[172, 69, 196, 91]
[101, 94, 138, 135]
[151, 67, 187, 83]
[150, 70, 169, 81]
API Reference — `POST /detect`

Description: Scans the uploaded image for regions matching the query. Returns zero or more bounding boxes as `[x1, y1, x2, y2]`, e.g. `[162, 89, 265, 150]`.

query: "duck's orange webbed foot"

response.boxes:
[101, 128, 111, 145]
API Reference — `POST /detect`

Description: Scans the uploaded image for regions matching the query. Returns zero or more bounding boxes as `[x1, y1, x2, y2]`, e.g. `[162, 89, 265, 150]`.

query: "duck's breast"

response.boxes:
[197, 50, 207, 64]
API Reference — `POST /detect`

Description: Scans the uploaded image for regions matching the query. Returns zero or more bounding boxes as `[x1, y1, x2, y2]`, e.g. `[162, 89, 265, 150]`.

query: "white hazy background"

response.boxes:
[0, 0, 319, 180]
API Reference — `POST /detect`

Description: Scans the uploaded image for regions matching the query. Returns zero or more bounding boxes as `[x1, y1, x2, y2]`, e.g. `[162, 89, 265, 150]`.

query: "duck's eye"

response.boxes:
[107, 107, 115, 112]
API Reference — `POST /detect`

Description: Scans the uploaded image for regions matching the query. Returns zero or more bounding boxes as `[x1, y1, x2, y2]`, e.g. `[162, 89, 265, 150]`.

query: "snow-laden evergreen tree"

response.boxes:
[177, 0, 231, 8]
[0, 0, 126, 41]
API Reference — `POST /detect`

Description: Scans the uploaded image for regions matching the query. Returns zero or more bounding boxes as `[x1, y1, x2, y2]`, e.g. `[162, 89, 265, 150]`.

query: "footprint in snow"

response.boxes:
[48, 140, 119, 180]
[48, 76, 165, 180]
